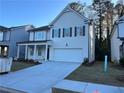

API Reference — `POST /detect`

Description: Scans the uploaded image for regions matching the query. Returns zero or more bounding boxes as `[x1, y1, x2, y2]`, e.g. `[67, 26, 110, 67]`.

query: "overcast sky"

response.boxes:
[0, 0, 118, 27]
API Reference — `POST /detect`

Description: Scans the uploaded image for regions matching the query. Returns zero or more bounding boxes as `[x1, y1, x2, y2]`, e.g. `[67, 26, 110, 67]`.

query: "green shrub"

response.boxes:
[119, 57, 124, 67]
[83, 58, 89, 64]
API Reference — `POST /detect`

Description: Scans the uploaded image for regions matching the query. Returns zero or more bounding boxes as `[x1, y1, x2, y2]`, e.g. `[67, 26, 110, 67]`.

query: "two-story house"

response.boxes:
[17, 4, 95, 63]
[111, 16, 124, 62]
[0, 25, 33, 58]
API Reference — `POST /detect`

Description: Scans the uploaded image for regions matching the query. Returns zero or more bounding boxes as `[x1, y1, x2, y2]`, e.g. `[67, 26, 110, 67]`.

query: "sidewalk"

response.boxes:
[53, 80, 124, 93]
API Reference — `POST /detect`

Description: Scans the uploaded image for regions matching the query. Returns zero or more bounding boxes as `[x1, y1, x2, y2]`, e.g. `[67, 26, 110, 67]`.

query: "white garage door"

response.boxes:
[53, 48, 83, 62]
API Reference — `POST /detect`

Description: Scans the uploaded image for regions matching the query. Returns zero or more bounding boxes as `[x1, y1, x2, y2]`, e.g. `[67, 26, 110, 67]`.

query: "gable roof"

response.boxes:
[110, 16, 124, 39]
[49, 3, 89, 26]
[118, 16, 124, 22]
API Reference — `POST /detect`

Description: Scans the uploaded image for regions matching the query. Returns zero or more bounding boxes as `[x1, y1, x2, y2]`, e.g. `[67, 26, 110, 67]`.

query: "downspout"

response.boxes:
[88, 20, 90, 62]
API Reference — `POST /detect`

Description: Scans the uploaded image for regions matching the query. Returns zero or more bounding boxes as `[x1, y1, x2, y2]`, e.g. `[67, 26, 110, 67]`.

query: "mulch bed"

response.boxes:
[116, 75, 124, 82]
[111, 64, 124, 70]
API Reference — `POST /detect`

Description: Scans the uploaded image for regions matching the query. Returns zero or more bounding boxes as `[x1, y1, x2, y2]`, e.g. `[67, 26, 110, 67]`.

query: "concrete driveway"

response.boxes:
[0, 61, 81, 93]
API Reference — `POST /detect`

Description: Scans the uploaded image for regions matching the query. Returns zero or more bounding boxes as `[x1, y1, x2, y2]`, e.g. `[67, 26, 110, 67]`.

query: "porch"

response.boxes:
[17, 40, 52, 62]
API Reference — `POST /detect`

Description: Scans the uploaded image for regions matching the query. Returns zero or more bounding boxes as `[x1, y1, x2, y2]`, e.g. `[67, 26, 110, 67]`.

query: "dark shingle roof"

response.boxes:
[0, 26, 9, 31]
[28, 25, 50, 32]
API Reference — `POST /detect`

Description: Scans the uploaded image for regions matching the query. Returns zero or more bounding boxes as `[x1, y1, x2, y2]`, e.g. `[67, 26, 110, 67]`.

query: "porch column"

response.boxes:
[45, 44, 48, 61]
[34, 45, 37, 60]
[17, 45, 20, 59]
[25, 45, 28, 59]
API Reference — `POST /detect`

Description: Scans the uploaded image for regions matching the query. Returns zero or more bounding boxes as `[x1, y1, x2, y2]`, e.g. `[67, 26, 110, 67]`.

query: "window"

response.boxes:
[0, 32, 3, 41]
[35, 31, 46, 41]
[29, 46, 34, 56]
[29, 32, 34, 41]
[3, 47, 8, 56]
[35, 32, 42, 40]
[52, 29, 60, 38]
[63, 27, 72, 37]
[75, 26, 85, 36]
[0, 46, 8, 57]
[37, 46, 42, 56]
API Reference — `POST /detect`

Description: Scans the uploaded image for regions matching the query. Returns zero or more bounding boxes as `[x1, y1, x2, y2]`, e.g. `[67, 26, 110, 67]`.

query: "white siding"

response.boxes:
[111, 27, 122, 62]
[49, 11, 89, 62]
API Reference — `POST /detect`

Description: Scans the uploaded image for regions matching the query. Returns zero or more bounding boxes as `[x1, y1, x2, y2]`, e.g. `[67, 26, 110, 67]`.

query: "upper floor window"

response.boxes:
[35, 31, 46, 41]
[52, 29, 60, 38]
[0, 32, 3, 41]
[35, 32, 42, 41]
[75, 26, 85, 36]
[29, 32, 34, 41]
[63, 27, 72, 37]
[29, 31, 47, 41]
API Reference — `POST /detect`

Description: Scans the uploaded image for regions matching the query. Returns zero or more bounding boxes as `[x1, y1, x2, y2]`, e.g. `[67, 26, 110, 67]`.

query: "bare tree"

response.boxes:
[114, 0, 124, 19]
[69, 2, 85, 14]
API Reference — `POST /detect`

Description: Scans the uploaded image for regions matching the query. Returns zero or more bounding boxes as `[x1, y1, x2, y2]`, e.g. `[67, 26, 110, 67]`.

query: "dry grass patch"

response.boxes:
[11, 61, 39, 72]
[66, 62, 124, 87]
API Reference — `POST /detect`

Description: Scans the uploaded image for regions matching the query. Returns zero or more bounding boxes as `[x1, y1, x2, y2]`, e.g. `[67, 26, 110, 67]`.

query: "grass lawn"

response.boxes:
[11, 61, 39, 72]
[66, 62, 124, 87]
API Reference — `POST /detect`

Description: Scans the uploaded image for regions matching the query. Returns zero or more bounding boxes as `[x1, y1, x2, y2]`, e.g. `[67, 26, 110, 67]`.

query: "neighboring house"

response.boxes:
[0, 26, 10, 57]
[17, 26, 51, 62]
[111, 16, 124, 62]
[17, 4, 95, 63]
[0, 25, 33, 58]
